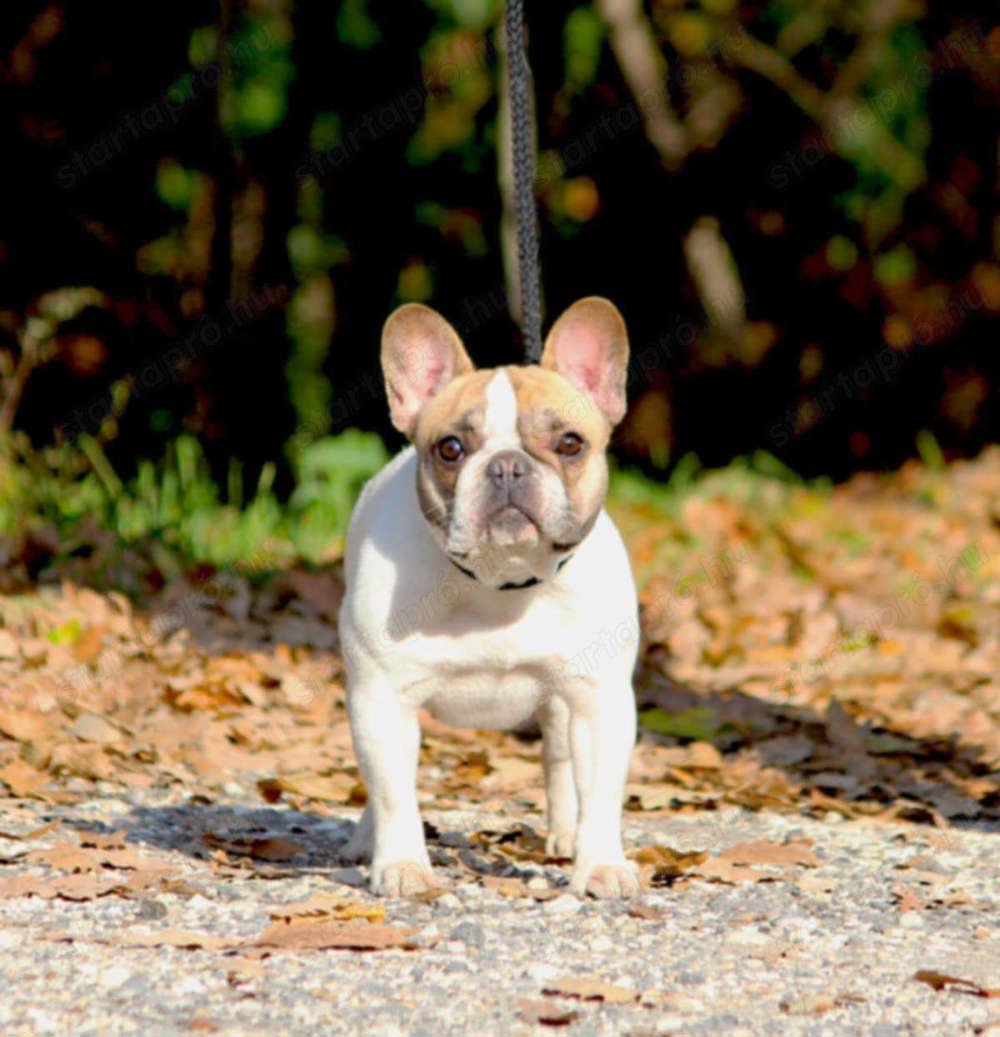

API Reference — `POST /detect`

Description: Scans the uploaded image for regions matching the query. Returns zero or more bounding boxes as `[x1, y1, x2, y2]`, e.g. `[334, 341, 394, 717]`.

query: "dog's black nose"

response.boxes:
[487, 450, 527, 490]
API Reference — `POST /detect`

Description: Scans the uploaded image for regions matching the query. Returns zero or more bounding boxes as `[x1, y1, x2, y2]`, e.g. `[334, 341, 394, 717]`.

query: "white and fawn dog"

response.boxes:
[338, 297, 640, 898]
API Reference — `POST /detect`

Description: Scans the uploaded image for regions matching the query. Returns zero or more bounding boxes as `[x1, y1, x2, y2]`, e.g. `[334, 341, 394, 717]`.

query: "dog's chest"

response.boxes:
[381, 593, 583, 724]
[422, 667, 546, 729]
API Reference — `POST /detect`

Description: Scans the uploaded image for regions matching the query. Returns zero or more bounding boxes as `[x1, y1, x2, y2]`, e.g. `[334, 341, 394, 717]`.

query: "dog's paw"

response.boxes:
[569, 859, 640, 899]
[370, 859, 437, 897]
[545, 830, 575, 859]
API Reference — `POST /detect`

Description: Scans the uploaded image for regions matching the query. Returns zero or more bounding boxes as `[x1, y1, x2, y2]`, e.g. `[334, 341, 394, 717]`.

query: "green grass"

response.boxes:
[0, 429, 387, 577]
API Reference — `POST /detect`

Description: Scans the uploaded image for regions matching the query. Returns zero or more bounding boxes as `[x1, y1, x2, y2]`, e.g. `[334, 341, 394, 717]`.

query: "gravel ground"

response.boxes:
[0, 790, 998, 1037]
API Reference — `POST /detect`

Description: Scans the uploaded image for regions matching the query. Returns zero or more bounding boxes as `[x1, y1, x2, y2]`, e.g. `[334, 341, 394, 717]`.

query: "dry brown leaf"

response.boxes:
[201, 832, 305, 862]
[471, 825, 558, 864]
[481, 876, 559, 901]
[122, 929, 240, 951]
[630, 844, 707, 870]
[248, 838, 305, 862]
[0, 875, 49, 898]
[254, 919, 423, 952]
[628, 902, 669, 920]
[624, 783, 676, 811]
[78, 829, 127, 850]
[184, 1020, 219, 1034]
[0, 709, 55, 743]
[629, 844, 707, 886]
[0, 873, 119, 901]
[269, 893, 385, 924]
[542, 976, 638, 1004]
[718, 840, 819, 868]
[693, 858, 767, 884]
[225, 958, 268, 984]
[0, 759, 50, 798]
[913, 971, 1000, 997]
[516, 999, 579, 1026]
[658, 742, 723, 769]
[780, 991, 865, 1015]
[71, 625, 106, 665]
[797, 874, 838, 894]
[893, 886, 926, 913]
[68, 712, 122, 746]
[26, 841, 99, 873]
[267, 772, 362, 804]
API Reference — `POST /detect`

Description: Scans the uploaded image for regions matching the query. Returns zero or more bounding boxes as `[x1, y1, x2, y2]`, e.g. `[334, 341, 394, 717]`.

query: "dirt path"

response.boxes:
[1, 790, 998, 1037]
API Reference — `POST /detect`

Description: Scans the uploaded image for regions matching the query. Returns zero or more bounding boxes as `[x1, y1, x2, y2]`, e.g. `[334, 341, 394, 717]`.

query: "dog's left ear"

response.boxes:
[381, 304, 474, 437]
[541, 297, 629, 426]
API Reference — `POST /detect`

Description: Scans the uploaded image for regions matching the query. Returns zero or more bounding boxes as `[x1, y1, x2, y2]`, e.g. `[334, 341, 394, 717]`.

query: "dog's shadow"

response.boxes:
[61, 803, 527, 889]
[64, 803, 364, 886]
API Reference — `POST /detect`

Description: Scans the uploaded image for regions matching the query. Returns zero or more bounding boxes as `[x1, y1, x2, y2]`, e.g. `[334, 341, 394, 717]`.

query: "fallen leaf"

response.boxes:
[516, 998, 579, 1026]
[269, 893, 385, 924]
[122, 929, 240, 951]
[780, 993, 837, 1015]
[254, 919, 425, 952]
[248, 838, 305, 862]
[0, 759, 50, 798]
[26, 841, 99, 873]
[542, 977, 637, 1004]
[780, 991, 865, 1015]
[185, 1021, 218, 1034]
[202, 832, 305, 862]
[718, 840, 819, 868]
[78, 829, 127, 850]
[797, 874, 839, 894]
[265, 772, 361, 804]
[628, 902, 669, 920]
[893, 886, 926, 913]
[913, 971, 1000, 997]
[0, 873, 122, 901]
[68, 712, 122, 746]
[629, 844, 708, 885]
[693, 858, 767, 884]
[0, 709, 55, 743]
[481, 876, 559, 901]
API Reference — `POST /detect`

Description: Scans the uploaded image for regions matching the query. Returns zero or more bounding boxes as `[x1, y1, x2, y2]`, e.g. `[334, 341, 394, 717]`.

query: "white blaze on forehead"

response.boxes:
[482, 370, 521, 449]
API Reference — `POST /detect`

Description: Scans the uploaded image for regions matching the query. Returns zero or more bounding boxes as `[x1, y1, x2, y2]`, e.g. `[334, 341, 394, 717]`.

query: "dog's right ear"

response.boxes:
[381, 304, 474, 437]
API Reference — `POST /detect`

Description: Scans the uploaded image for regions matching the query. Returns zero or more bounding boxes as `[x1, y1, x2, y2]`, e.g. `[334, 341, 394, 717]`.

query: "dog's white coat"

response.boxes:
[339, 441, 640, 897]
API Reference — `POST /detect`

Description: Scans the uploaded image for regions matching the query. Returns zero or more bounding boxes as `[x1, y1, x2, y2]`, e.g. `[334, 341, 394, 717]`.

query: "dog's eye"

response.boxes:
[556, 432, 585, 457]
[436, 435, 465, 463]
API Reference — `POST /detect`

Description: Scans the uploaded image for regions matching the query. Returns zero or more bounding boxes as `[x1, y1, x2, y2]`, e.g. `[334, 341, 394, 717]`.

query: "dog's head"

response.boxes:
[381, 297, 629, 589]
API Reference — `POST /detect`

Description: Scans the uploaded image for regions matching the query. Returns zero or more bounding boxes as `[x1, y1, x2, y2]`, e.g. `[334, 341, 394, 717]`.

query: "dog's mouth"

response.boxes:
[486, 504, 540, 547]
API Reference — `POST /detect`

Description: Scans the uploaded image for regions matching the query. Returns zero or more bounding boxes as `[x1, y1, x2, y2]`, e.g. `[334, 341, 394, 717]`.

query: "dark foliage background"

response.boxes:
[1, 0, 997, 492]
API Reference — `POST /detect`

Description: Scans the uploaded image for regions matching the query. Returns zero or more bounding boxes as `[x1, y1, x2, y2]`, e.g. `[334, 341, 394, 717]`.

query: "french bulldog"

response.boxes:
[338, 297, 640, 898]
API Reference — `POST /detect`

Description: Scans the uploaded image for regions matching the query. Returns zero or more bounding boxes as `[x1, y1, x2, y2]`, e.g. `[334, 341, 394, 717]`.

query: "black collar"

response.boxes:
[448, 553, 573, 591]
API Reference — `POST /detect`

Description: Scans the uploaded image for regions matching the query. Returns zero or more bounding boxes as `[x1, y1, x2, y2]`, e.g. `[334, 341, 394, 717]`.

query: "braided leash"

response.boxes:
[504, 0, 543, 363]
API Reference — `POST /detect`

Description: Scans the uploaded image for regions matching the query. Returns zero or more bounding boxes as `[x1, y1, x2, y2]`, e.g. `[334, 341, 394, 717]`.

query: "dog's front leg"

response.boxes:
[347, 678, 434, 896]
[566, 679, 639, 898]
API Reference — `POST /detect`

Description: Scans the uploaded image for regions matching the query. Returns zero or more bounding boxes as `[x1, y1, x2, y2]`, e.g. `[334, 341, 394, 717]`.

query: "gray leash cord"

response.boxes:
[505, 0, 543, 363]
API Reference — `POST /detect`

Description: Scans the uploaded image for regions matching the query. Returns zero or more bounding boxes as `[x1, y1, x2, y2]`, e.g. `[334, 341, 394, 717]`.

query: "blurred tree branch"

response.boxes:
[722, 22, 925, 194]
[595, 0, 688, 169]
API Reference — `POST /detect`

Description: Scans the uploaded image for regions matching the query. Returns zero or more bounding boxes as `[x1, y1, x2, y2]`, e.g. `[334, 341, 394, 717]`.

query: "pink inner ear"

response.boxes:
[417, 350, 448, 397]
[556, 324, 606, 393]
